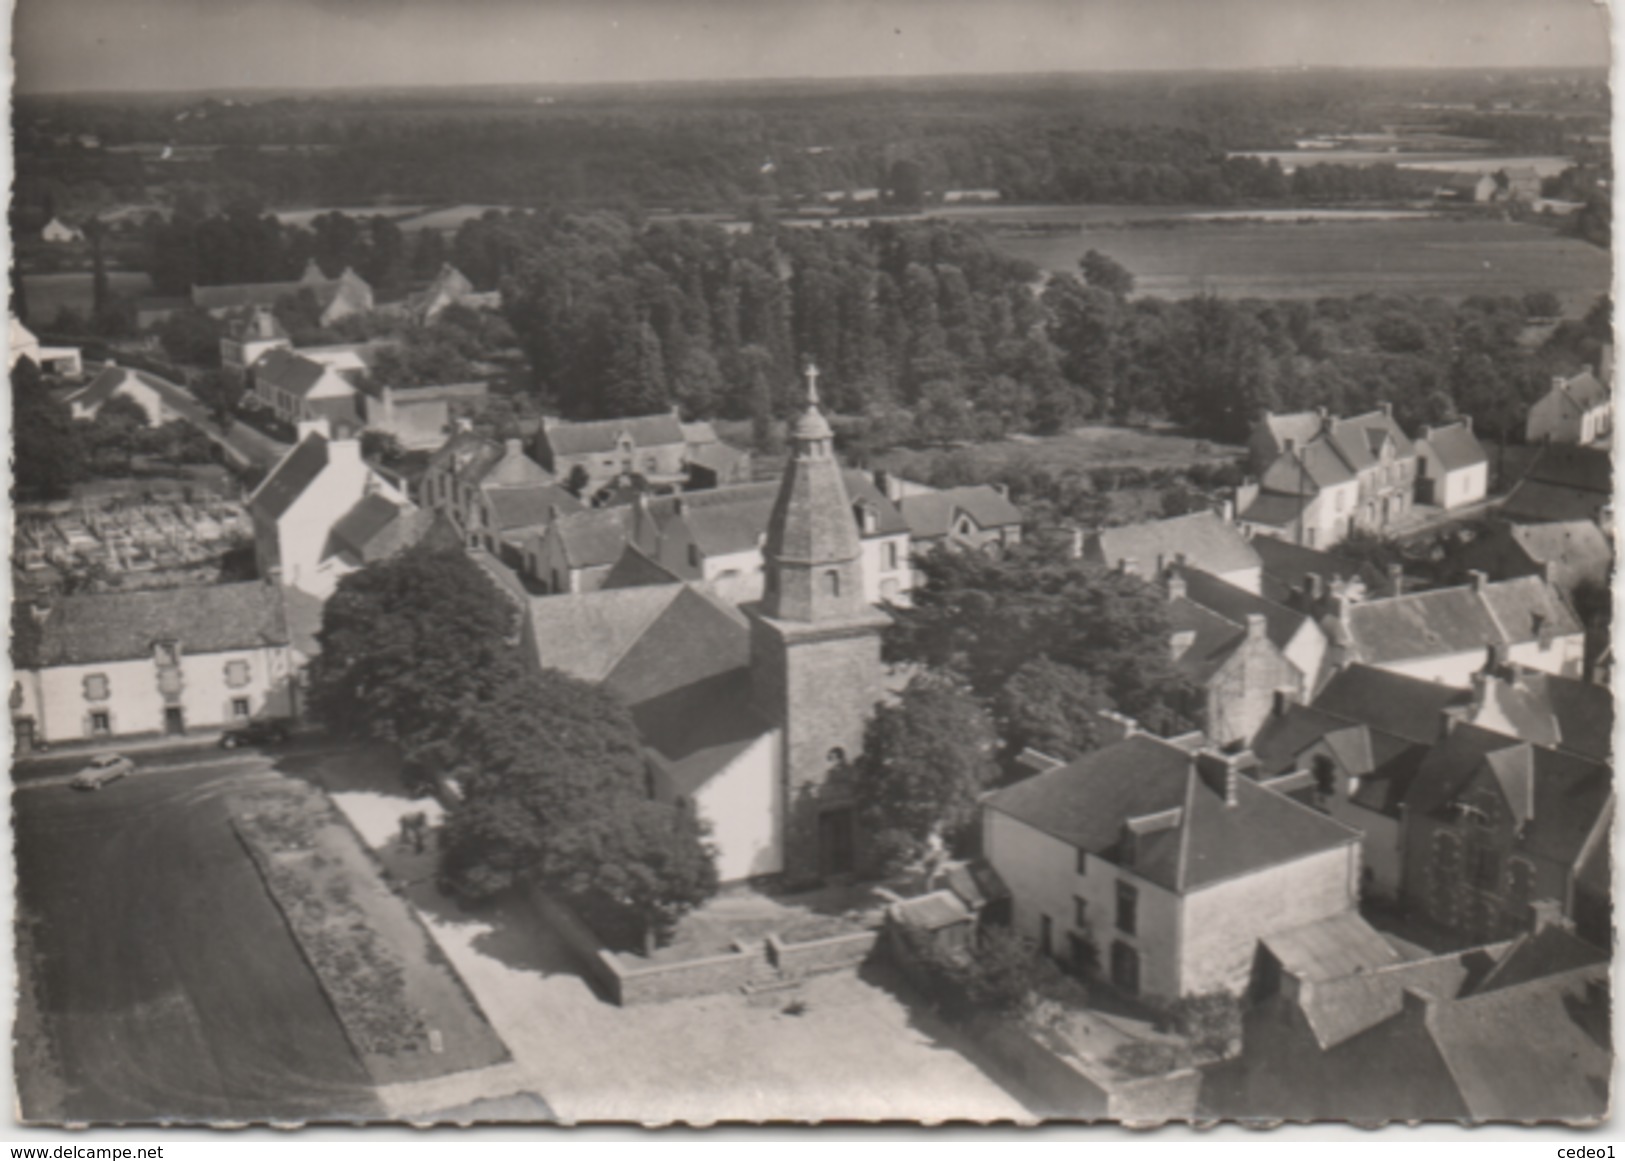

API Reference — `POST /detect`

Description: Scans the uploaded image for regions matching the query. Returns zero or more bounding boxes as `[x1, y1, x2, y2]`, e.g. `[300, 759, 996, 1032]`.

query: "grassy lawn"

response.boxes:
[13, 765, 382, 1123]
[993, 216, 1609, 311]
[874, 423, 1244, 478]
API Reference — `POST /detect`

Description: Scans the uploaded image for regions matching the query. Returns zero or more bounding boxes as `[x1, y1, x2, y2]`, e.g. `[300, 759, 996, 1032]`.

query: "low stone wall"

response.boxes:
[767, 929, 880, 979]
[969, 1015, 1111, 1119]
[615, 944, 774, 1006]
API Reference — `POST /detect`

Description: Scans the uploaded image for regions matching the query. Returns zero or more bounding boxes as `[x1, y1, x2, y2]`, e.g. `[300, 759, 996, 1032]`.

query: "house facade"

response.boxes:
[12, 582, 297, 748]
[192, 261, 374, 327]
[984, 735, 1361, 1004]
[535, 412, 693, 498]
[10, 317, 83, 378]
[63, 365, 175, 425]
[220, 307, 292, 381]
[251, 348, 362, 428]
[890, 482, 1025, 559]
[1415, 419, 1489, 510]
[418, 433, 581, 555]
[1526, 368, 1612, 446]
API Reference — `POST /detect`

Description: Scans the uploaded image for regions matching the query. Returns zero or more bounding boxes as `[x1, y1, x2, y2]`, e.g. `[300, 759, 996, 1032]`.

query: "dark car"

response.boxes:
[219, 720, 293, 749]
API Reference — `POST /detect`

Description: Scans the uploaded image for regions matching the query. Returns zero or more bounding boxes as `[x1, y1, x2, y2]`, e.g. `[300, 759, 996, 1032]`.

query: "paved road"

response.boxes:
[91, 361, 290, 470]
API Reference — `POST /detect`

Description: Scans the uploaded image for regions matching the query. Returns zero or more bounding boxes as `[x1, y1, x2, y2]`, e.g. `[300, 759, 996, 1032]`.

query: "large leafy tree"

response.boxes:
[853, 672, 1000, 872]
[438, 666, 716, 946]
[306, 546, 518, 773]
[994, 656, 1114, 764]
[888, 543, 1202, 738]
[12, 357, 85, 501]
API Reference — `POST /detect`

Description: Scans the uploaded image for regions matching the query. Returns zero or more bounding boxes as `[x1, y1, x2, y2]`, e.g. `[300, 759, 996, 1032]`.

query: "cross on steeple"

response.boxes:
[804, 361, 821, 408]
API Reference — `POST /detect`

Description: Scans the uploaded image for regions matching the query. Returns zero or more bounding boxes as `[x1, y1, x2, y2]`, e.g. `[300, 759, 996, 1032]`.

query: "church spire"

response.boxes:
[760, 361, 864, 623]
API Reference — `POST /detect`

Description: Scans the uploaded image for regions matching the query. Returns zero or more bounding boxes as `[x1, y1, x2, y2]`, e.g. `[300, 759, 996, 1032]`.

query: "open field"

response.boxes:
[992, 217, 1609, 311]
[874, 424, 1244, 479]
[21, 271, 154, 326]
[14, 763, 382, 1123]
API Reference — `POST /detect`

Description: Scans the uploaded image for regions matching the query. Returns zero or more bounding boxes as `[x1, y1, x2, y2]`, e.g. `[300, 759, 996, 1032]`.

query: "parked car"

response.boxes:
[68, 752, 134, 791]
[219, 720, 293, 749]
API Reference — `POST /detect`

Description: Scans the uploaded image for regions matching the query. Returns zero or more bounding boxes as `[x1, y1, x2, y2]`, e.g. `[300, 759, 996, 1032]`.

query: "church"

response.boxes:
[520, 368, 890, 884]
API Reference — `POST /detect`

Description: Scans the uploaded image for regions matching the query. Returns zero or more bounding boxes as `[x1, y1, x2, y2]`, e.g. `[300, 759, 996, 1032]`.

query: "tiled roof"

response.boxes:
[1311, 664, 1471, 745]
[1262, 444, 1352, 492]
[1556, 369, 1610, 411]
[1479, 574, 1583, 642]
[255, 348, 340, 398]
[899, 486, 1024, 541]
[1291, 945, 1501, 1050]
[486, 484, 582, 532]
[601, 544, 686, 591]
[1420, 421, 1488, 472]
[30, 582, 289, 667]
[1239, 489, 1312, 530]
[1503, 670, 1613, 762]
[684, 441, 750, 475]
[542, 413, 687, 457]
[327, 493, 407, 560]
[249, 434, 329, 522]
[1337, 575, 1579, 667]
[551, 507, 635, 570]
[1500, 479, 1610, 525]
[1090, 510, 1261, 578]
[68, 365, 136, 410]
[1262, 912, 1403, 986]
[193, 278, 313, 312]
[1171, 565, 1310, 652]
[1459, 520, 1612, 596]
[522, 585, 688, 683]
[680, 420, 720, 446]
[1523, 444, 1611, 495]
[986, 734, 1356, 893]
[479, 445, 554, 489]
[1167, 598, 1249, 683]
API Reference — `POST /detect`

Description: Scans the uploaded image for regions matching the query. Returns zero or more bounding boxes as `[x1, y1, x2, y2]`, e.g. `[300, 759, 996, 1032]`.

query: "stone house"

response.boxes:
[1240, 406, 1417, 548]
[359, 379, 490, 451]
[1400, 721, 1611, 948]
[248, 419, 416, 600]
[403, 263, 500, 325]
[192, 260, 374, 327]
[63, 365, 175, 425]
[1414, 419, 1489, 510]
[219, 307, 292, 382]
[417, 433, 582, 556]
[10, 317, 83, 378]
[41, 217, 84, 244]
[1526, 367, 1612, 446]
[891, 482, 1024, 559]
[983, 733, 1361, 1004]
[11, 581, 297, 749]
[251, 348, 362, 428]
[534, 412, 693, 498]
[1455, 520, 1612, 607]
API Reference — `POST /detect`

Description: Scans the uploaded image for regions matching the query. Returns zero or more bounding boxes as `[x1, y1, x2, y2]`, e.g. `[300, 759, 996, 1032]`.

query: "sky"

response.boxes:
[11, 0, 1613, 95]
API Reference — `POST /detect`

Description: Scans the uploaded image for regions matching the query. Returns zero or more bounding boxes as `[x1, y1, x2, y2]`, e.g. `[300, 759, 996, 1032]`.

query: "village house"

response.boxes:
[10, 317, 83, 378]
[1239, 405, 1418, 549]
[890, 482, 1025, 558]
[524, 471, 914, 607]
[517, 376, 893, 883]
[248, 419, 417, 600]
[1207, 920, 1610, 1122]
[534, 411, 693, 497]
[10, 581, 297, 749]
[1433, 172, 1499, 203]
[1455, 519, 1612, 606]
[983, 732, 1361, 1003]
[1086, 510, 1263, 594]
[219, 307, 292, 381]
[401, 263, 501, 325]
[359, 379, 490, 451]
[1322, 571, 1585, 687]
[41, 216, 85, 244]
[417, 432, 582, 556]
[1500, 443, 1612, 526]
[62, 365, 176, 425]
[1168, 561, 1329, 693]
[1249, 535, 1383, 609]
[1526, 365, 1613, 446]
[192, 260, 374, 327]
[250, 348, 363, 428]
[1400, 720, 1612, 948]
[1414, 419, 1489, 510]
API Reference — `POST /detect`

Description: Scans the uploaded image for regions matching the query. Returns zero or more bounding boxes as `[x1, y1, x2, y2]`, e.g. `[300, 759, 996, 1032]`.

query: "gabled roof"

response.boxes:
[1552, 369, 1610, 411]
[255, 348, 346, 398]
[684, 441, 750, 476]
[1523, 443, 1611, 495]
[1261, 443, 1353, 492]
[1420, 421, 1488, 472]
[249, 433, 329, 522]
[1171, 564, 1313, 653]
[1406, 723, 1611, 870]
[1238, 489, 1313, 530]
[548, 507, 635, 570]
[522, 584, 689, 683]
[1490, 669, 1614, 763]
[541, 412, 687, 457]
[1337, 575, 1580, 666]
[985, 734, 1356, 893]
[899, 486, 1024, 541]
[27, 582, 289, 667]
[480, 444, 555, 489]
[1251, 536, 1383, 606]
[1478, 574, 1583, 643]
[1167, 598, 1250, 683]
[1459, 520, 1612, 595]
[1288, 944, 1504, 1051]
[602, 543, 686, 591]
[1311, 664, 1471, 744]
[1262, 912, 1404, 988]
[486, 484, 582, 533]
[326, 493, 433, 565]
[1090, 510, 1261, 578]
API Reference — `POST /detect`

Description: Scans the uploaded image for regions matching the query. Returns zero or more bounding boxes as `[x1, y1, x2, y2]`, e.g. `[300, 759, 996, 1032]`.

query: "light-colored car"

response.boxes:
[68, 752, 135, 791]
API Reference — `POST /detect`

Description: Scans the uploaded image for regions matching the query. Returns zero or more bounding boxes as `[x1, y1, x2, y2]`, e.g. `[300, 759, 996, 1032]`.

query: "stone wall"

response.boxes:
[767, 929, 880, 979]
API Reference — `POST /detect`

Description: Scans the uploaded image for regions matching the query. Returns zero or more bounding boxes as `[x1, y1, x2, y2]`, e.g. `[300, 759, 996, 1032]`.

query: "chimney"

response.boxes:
[1118, 557, 1141, 579]
[1282, 436, 1296, 455]
[1467, 569, 1488, 594]
[1305, 572, 1325, 603]
[1461, 414, 1473, 434]
[1386, 562, 1404, 597]
[296, 417, 332, 442]
[1553, 375, 1567, 393]
[1379, 401, 1393, 418]
[1539, 559, 1559, 587]
[1484, 640, 1510, 674]
[505, 437, 523, 458]
[1218, 496, 1235, 524]
[1068, 526, 1085, 560]
[455, 416, 474, 434]
[1529, 899, 1572, 935]
[1166, 574, 1187, 603]
[1245, 612, 1267, 641]
[1316, 406, 1331, 433]
[1272, 687, 1297, 717]
[1094, 709, 1139, 745]
[1195, 750, 1240, 807]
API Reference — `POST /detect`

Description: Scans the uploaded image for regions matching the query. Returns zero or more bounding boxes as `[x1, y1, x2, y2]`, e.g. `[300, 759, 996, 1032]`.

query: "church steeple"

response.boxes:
[760, 363, 866, 623]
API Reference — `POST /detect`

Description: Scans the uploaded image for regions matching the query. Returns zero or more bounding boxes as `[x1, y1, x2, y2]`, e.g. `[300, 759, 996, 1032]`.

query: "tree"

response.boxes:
[192, 370, 243, 430]
[12, 357, 85, 500]
[994, 656, 1112, 764]
[305, 546, 519, 774]
[854, 672, 999, 871]
[157, 309, 225, 368]
[437, 666, 717, 947]
[1080, 249, 1135, 299]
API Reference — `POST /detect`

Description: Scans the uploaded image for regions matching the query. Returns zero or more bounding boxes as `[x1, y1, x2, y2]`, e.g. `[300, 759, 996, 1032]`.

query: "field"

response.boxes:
[21, 271, 154, 327]
[991, 216, 1610, 312]
[874, 423, 1244, 478]
[13, 763, 384, 1123]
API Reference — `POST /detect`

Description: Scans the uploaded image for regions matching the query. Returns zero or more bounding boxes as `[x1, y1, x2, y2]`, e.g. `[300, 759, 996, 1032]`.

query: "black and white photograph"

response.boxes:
[5, 0, 1615, 1130]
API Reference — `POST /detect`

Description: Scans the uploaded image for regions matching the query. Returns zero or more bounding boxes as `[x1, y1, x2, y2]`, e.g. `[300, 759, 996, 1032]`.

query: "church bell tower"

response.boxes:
[749, 364, 889, 882]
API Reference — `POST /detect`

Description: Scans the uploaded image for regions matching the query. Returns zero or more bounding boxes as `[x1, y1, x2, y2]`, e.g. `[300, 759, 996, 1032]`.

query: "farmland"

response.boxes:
[991, 215, 1609, 312]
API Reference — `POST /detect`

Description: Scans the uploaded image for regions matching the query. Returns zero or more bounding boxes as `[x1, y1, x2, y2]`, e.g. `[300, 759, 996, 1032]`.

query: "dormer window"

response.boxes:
[854, 504, 878, 535]
[154, 641, 180, 668]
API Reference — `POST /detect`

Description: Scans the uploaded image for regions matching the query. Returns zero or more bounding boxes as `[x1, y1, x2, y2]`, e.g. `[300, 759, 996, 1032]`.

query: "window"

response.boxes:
[82, 674, 110, 702]
[1312, 754, 1337, 802]
[89, 711, 111, 736]
[1116, 881, 1138, 936]
[1076, 848, 1088, 876]
[884, 541, 899, 571]
[224, 660, 251, 689]
[154, 641, 180, 667]
[688, 544, 701, 569]
[231, 697, 251, 720]
[1074, 896, 1088, 929]
[824, 570, 841, 597]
